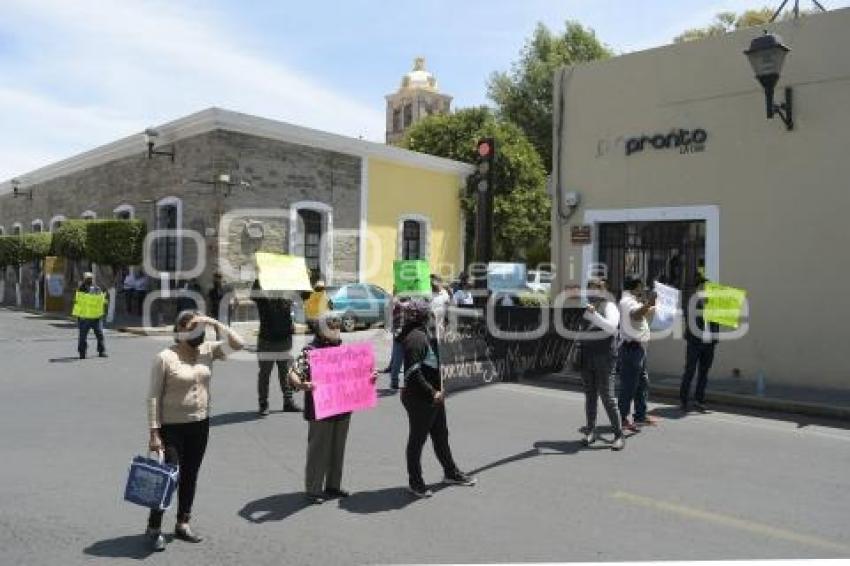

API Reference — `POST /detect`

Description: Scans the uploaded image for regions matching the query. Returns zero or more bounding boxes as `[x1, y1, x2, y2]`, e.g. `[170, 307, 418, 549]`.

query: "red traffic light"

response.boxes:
[477, 139, 493, 159]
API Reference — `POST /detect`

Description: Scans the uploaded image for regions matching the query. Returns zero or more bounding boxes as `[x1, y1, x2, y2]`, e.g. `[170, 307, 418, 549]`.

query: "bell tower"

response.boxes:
[385, 57, 453, 145]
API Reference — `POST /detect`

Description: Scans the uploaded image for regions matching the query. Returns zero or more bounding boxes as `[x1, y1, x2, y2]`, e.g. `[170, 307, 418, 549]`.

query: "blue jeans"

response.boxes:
[389, 340, 404, 385]
[78, 318, 105, 356]
[618, 342, 649, 422]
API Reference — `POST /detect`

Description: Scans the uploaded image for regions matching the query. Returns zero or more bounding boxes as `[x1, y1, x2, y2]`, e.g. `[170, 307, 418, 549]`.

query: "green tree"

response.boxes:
[403, 107, 550, 264]
[488, 21, 612, 168]
[674, 7, 798, 43]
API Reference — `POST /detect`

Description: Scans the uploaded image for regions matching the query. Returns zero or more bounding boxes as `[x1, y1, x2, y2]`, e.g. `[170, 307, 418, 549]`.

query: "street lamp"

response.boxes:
[11, 178, 33, 200]
[744, 31, 793, 130]
[144, 128, 176, 161]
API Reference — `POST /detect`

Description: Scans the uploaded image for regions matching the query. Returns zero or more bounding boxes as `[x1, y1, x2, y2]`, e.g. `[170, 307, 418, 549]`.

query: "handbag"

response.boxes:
[123, 452, 179, 511]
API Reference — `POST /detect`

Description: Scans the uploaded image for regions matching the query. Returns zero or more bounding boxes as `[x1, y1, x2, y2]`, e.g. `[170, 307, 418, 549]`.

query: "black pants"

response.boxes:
[257, 339, 294, 407]
[147, 419, 209, 530]
[680, 341, 717, 405]
[77, 319, 105, 356]
[402, 391, 458, 489]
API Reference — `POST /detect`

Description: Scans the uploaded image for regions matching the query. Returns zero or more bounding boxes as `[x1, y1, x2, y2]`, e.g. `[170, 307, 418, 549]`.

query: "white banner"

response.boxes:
[650, 281, 680, 331]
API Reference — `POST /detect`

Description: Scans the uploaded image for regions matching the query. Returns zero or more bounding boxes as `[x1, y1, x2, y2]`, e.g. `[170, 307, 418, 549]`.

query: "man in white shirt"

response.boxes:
[430, 275, 451, 328]
[617, 275, 657, 431]
[451, 273, 474, 306]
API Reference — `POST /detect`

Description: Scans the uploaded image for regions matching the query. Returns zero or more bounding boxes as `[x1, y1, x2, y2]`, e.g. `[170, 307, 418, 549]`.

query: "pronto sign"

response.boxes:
[625, 129, 708, 156]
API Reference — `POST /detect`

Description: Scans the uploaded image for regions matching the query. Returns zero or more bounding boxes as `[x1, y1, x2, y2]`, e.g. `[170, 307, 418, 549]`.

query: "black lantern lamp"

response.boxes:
[745, 31, 793, 130]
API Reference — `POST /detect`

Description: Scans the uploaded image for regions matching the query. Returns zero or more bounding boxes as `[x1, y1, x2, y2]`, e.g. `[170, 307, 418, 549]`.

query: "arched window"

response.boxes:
[12, 223, 22, 236]
[49, 215, 67, 232]
[396, 214, 431, 262]
[81, 210, 97, 220]
[31, 219, 44, 233]
[289, 201, 333, 283]
[0, 226, 5, 236]
[113, 204, 135, 220]
[403, 103, 413, 128]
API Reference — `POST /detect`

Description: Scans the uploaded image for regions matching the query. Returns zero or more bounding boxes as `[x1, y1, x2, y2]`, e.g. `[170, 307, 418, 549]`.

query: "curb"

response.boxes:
[117, 323, 311, 337]
[539, 373, 850, 422]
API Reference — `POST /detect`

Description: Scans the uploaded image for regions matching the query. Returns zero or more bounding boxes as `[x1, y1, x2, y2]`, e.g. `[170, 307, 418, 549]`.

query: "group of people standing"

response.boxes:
[576, 275, 719, 451]
[142, 278, 476, 553]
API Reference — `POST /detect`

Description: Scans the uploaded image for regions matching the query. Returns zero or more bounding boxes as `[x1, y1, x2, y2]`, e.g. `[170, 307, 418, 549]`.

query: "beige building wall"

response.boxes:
[552, 8, 850, 390]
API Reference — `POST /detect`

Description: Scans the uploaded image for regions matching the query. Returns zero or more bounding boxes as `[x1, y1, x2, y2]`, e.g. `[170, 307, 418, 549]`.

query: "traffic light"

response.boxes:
[472, 137, 495, 273]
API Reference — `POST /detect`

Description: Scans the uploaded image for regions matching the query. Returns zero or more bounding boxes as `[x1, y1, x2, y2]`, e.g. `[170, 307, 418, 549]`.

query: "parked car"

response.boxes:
[526, 270, 553, 294]
[327, 284, 392, 332]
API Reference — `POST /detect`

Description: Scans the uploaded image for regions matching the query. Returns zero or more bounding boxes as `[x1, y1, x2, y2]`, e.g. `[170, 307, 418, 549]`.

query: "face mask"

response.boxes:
[186, 334, 205, 348]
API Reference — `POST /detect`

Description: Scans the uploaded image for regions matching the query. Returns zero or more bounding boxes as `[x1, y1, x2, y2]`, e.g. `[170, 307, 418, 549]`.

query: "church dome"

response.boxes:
[401, 57, 438, 92]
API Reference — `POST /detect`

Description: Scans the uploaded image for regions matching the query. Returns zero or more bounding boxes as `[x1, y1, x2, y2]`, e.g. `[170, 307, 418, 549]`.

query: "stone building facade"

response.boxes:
[0, 107, 472, 318]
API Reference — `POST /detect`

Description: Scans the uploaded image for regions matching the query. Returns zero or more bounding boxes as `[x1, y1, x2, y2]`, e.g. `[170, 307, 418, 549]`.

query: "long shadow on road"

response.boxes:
[239, 492, 311, 523]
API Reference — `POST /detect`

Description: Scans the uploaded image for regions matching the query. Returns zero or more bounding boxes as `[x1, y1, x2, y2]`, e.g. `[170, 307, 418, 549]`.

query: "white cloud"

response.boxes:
[0, 0, 385, 181]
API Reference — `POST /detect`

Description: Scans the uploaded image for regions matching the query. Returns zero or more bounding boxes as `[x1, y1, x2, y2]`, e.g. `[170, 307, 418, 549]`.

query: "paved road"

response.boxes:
[1, 308, 849, 565]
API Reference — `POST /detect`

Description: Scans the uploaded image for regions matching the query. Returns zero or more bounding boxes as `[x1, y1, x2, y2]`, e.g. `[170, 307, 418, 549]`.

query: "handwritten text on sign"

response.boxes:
[308, 343, 377, 420]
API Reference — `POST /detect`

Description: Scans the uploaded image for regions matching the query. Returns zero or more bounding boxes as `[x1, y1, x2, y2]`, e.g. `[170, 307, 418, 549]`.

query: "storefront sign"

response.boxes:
[625, 129, 708, 157]
[571, 225, 592, 245]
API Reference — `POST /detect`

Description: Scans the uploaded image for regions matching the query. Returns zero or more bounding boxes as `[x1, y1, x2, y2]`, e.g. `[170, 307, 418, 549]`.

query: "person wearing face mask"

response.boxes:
[145, 310, 245, 552]
[288, 312, 378, 504]
[579, 278, 624, 451]
[399, 298, 477, 499]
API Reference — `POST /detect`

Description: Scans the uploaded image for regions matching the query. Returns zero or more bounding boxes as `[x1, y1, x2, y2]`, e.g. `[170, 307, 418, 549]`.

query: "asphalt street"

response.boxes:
[0, 308, 848, 565]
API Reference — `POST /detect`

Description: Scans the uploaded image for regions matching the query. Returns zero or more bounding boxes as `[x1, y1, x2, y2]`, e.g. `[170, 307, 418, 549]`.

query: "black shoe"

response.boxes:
[146, 529, 166, 552]
[693, 402, 708, 413]
[283, 400, 302, 413]
[324, 488, 350, 499]
[174, 524, 203, 543]
[79, 353, 86, 360]
[407, 485, 433, 499]
[679, 403, 689, 413]
[98, 352, 108, 358]
[443, 470, 477, 486]
[258, 405, 270, 417]
[306, 493, 326, 505]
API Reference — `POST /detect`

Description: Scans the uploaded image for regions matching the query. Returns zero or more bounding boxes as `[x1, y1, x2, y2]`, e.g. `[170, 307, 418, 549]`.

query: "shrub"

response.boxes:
[517, 292, 549, 307]
[0, 236, 23, 267]
[86, 219, 146, 267]
[20, 232, 53, 262]
[52, 220, 88, 260]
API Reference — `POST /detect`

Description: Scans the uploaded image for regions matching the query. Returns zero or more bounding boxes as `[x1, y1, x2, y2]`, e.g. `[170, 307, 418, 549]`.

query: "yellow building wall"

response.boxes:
[365, 158, 464, 292]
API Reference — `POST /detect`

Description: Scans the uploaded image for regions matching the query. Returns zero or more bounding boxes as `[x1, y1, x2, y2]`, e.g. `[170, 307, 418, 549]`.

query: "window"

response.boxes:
[403, 103, 413, 128]
[49, 215, 67, 232]
[156, 200, 180, 272]
[392, 108, 402, 133]
[113, 204, 134, 220]
[31, 220, 44, 233]
[12, 223, 22, 236]
[368, 285, 387, 299]
[402, 220, 421, 260]
[81, 210, 97, 220]
[0, 226, 4, 236]
[299, 209, 322, 276]
[345, 285, 369, 300]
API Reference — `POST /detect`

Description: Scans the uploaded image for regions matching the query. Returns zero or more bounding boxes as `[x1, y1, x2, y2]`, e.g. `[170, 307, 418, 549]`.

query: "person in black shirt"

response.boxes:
[288, 312, 377, 504]
[680, 276, 721, 413]
[399, 298, 476, 498]
[251, 279, 300, 415]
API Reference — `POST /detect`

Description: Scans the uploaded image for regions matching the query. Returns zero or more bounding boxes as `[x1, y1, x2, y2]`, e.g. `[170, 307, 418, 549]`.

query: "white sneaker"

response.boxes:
[582, 431, 597, 446]
[612, 436, 625, 451]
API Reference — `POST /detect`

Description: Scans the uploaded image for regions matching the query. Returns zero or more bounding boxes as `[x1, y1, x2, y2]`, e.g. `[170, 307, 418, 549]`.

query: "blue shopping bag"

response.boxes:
[123, 453, 179, 511]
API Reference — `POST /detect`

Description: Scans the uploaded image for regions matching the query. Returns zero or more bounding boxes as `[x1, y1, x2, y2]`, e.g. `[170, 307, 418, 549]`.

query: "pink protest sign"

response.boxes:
[308, 342, 377, 420]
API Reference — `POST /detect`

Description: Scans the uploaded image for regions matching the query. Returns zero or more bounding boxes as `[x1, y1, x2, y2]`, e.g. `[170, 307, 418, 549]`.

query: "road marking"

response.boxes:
[611, 490, 850, 554]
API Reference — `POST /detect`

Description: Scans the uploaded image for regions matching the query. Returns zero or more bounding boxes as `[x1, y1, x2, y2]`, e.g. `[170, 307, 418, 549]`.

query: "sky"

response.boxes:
[1, 0, 848, 181]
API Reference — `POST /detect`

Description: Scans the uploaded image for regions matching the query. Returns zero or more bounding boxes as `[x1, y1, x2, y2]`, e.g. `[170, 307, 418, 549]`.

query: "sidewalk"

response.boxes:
[532, 369, 850, 421]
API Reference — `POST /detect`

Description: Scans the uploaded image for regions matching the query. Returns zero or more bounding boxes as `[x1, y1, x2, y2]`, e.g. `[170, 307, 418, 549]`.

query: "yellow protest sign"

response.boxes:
[72, 292, 106, 319]
[704, 282, 747, 328]
[255, 252, 313, 291]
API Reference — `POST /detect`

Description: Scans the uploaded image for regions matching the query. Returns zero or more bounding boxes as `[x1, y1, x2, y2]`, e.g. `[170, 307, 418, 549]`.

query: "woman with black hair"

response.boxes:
[399, 298, 477, 498]
[145, 310, 244, 552]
